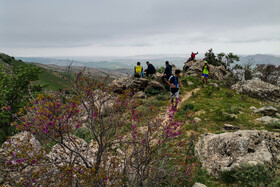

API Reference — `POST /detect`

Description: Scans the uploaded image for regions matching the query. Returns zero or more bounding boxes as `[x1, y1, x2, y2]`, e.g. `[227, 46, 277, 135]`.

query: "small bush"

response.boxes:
[221, 164, 273, 187]
[225, 91, 234, 98]
[213, 109, 235, 122]
[156, 94, 169, 101]
[267, 121, 280, 129]
[157, 66, 165, 73]
[182, 103, 196, 111]
[145, 87, 161, 96]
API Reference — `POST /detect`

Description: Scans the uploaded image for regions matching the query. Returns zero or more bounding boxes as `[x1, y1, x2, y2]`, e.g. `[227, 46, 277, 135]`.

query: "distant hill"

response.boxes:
[239, 54, 280, 65]
[17, 54, 280, 71]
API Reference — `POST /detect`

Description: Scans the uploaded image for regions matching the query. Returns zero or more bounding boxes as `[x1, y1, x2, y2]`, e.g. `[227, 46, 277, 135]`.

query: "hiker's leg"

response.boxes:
[205, 77, 208, 85]
[175, 92, 179, 108]
[170, 92, 174, 106]
[202, 76, 205, 85]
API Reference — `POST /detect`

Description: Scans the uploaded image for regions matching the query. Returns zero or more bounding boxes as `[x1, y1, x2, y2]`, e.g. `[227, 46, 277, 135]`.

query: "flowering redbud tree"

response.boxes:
[1, 71, 198, 186]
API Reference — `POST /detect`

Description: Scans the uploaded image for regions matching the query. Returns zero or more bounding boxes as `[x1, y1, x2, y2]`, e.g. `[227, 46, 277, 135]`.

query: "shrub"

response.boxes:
[213, 109, 235, 122]
[225, 91, 234, 98]
[2, 71, 194, 186]
[156, 94, 168, 101]
[267, 121, 280, 129]
[221, 164, 273, 187]
[145, 87, 161, 96]
[182, 103, 195, 111]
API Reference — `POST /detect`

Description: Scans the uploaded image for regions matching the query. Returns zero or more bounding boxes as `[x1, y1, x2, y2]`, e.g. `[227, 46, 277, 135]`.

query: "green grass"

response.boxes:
[176, 85, 276, 133]
[37, 68, 69, 91]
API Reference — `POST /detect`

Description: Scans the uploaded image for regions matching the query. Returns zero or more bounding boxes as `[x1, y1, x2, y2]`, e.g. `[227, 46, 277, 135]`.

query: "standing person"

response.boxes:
[202, 61, 210, 86]
[167, 70, 182, 108]
[161, 61, 172, 83]
[144, 61, 156, 76]
[134, 62, 144, 78]
[187, 51, 198, 62]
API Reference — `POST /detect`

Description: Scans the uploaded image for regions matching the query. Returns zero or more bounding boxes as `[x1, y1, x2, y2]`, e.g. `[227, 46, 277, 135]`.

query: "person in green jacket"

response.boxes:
[202, 61, 210, 86]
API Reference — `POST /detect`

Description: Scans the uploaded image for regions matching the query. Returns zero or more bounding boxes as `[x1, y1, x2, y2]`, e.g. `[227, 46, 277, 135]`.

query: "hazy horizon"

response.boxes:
[1, 0, 279, 57]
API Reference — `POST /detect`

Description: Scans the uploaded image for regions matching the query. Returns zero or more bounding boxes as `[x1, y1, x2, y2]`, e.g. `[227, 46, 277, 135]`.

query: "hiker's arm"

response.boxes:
[168, 80, 176, 88]
[196, 52, 198, 55]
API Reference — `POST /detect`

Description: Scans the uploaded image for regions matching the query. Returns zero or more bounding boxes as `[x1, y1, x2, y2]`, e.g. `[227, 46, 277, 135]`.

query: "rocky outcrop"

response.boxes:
[47, 135, 90, 167]
[0, 132, 45, 186]
[254, 106, 278, 117]
[110, 77, 149, 93]
[133, 91, 146, 99]
[110, 77, 165, 95]
[231, 80, 280, 102]
[195, 130, 280, 177]
[256, 116, 280, 124]
[144, 80, 165, 93]
[183, 60, 231, 80]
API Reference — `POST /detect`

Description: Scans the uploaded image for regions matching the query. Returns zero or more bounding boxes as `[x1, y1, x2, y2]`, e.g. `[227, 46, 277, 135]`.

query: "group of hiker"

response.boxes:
[134, 61, 156, 78]
[133, 52, 210, 108]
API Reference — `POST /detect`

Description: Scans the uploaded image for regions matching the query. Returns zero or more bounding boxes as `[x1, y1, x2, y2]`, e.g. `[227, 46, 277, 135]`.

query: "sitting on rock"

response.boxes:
[161, 61, 172, 83]
[144, 61, 156, 77]
[187, 51, 198, 62]
[202, 61, 210, 86]
[134, 62, 144, 78]
[167, 70, 182, 108]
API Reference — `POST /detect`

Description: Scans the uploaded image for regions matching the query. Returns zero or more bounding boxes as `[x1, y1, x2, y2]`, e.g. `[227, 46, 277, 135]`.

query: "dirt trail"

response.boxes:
[161, 87, 201, 124]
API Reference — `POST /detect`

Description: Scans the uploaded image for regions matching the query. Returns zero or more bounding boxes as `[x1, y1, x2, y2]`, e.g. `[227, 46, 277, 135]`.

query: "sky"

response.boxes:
[0, 0, 280, 57]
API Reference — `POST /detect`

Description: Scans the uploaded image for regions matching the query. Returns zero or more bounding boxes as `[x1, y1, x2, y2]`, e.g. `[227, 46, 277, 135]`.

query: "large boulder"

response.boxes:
[195, 130, 280, 177]
[183, 60, 231, 80]
[231, 80, 280, 102]
[110, 76, 165, 95]
[110, 77, 149, 93]
[144, 80, 165, 93]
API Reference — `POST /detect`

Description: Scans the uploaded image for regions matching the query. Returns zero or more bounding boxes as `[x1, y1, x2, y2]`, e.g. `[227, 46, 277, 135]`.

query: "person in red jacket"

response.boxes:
[187, 52, 198, 62]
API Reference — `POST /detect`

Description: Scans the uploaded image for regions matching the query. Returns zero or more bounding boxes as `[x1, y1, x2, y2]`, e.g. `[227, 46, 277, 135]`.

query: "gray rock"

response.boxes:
[187, 81, 194, 86]
[183, 60, 231, 80]
[133, 91, 146, 99]
[224, 124, 240, 130]
[276, 113, 280, 118]
[209, 83, 219, 88]
[231, 80, 280, 103]
[256, 116, 280, 124]
[193, 182, 207, 187]
[223, 112, 238, 120]
[195, 130, 280, 177]
[47, 135, 90, 167]
[0, 175, 4, 184]
[144, 80, 165, 93]
[110, 77, 149, 93]
[254, 106, 278, 117]
[194, 117, 202, 123]
[250, 106, 257, 110]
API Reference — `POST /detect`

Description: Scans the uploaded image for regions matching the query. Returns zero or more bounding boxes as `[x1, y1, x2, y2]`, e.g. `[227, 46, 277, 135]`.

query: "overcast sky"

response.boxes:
[0, 0, 279, 57]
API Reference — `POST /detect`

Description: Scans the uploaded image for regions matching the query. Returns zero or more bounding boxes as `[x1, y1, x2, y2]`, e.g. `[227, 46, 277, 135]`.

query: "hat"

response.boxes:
[204, 61, 208, 64]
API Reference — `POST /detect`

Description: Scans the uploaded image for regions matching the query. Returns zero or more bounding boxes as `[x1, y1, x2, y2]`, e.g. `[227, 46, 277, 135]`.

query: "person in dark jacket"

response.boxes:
[144, 61, 156, 76]
[161, 61, 172, 83]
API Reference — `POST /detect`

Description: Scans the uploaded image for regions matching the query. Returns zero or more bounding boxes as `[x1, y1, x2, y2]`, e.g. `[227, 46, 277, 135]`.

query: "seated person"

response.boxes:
[144, 61, 156, 76]
[134, 62, 144, 78]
